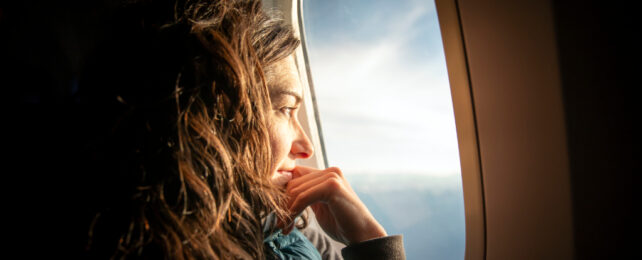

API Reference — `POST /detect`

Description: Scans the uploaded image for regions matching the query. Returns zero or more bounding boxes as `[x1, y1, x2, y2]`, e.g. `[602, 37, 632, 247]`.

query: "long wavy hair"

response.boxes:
[84, 0, 300, 259]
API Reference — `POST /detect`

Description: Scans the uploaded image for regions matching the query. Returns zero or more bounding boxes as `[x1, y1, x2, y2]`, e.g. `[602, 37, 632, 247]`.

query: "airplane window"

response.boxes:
[301, 0, 465, 259]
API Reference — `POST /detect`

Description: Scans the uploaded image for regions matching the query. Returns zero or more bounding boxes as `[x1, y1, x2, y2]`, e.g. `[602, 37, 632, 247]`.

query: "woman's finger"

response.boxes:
[291, 165, 318, 177]
[287, 171, 342, 205]
[282, 179, 336, 235]
[288, 166, 343, 188]
[286, 170, 326, 193]
[288, 177, 344, 217]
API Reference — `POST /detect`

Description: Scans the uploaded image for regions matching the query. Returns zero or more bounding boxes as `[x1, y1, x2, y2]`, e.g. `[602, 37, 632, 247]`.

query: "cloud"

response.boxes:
[305, 0, 460, 176]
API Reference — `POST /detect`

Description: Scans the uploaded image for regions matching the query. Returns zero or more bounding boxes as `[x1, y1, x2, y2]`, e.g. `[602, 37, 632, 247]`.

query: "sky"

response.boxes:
[302, 0, 461, 176]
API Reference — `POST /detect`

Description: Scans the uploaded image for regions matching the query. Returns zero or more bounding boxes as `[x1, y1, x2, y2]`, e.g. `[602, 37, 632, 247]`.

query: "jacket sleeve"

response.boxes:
[341, 235, 406, 260]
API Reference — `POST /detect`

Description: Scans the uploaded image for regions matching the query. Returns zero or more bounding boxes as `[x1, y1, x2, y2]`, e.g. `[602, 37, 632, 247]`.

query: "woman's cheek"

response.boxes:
[268, 120, 290, 163]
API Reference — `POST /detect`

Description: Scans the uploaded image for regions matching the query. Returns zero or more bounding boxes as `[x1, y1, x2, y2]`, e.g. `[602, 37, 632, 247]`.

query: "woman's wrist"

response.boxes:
[351, 220, 387, 244]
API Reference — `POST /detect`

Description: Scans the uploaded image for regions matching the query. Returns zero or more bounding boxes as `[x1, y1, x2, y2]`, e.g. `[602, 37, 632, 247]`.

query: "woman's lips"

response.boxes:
[271, 170, 293, 187]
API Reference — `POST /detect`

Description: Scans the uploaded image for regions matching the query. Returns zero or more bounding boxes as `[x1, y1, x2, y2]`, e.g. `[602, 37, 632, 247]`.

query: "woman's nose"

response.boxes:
[291, 124, 314, 159]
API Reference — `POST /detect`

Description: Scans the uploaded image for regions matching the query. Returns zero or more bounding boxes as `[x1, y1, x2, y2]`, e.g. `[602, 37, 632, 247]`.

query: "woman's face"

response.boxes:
[266, 55, 314, 187]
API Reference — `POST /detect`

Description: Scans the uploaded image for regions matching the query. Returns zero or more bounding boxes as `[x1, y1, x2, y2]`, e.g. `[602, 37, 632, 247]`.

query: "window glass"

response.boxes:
[302, 1, 465, 259]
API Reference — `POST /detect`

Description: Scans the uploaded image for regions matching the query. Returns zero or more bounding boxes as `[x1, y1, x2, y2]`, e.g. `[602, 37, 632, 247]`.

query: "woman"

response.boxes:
[83, 0, 404, 259]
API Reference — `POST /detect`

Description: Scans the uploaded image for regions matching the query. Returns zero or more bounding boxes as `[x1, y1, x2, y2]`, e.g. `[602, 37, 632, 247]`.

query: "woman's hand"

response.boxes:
[279, 165, 387, 245]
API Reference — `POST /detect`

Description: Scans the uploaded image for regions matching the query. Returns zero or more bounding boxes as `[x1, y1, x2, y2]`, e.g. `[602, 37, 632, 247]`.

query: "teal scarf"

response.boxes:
[263, 214, 322, 260]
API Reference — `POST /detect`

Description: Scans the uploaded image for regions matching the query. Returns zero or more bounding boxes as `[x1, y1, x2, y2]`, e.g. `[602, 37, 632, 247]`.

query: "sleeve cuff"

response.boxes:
[341, 235, 406, 260]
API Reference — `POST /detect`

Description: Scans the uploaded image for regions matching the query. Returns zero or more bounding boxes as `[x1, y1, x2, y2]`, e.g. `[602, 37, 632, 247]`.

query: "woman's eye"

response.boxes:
[280, 107, 295, 117]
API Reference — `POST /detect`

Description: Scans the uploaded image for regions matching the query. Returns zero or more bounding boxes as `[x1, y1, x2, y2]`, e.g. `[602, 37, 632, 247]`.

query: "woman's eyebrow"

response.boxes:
[271, 89, 302, 104]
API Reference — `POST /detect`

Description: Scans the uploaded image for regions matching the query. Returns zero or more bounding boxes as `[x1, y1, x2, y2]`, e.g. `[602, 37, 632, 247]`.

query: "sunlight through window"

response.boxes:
[302, 0, 466, 259]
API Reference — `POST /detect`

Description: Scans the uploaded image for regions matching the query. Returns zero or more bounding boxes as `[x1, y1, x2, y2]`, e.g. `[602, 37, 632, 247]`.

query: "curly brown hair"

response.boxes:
[84, 0, 300, 259]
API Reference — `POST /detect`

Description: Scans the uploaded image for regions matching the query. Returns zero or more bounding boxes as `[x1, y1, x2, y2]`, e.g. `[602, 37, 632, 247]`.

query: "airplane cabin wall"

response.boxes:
[454, 0, 635, 259]
[457, 0, 574, 259]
